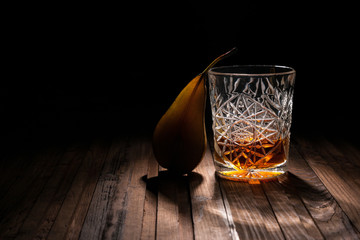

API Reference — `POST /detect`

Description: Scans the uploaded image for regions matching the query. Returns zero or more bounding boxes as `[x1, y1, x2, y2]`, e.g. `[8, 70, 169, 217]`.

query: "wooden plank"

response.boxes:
[0, 141, 89, 240]
[220, 180, 286, 240]
[156, 169, 180, 240]
[65, 139, 111, 240]
[249, 184, 286, 240]
[120, 137, 154, 240]
[176, 174, 194, 240]
[279, 145, 360, 239]
[188, 146, 234, 240]
[13, 145, 70, 240]
[328, 137, 360, 168]
[316, 137, 360, 189]
[32, 142, 89, 240]
[10, 148, 61, 239]
[140, 150, 158, 240]
[92, 136, 153, 240]
[47, 139, 109, 240]
[3, 133, 359, 239]
[99, 137, 134, 240]
[295, 136, 360, 233]
[156, 166, 194, 240]
[0, 145, 64, 239]
[262, 181, 316, 240]
[79, 137, 128, 240]
[261, 145, 324, 240]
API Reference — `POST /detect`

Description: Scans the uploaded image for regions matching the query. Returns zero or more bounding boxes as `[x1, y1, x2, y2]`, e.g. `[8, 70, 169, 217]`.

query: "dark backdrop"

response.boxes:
[2, 2, 358, 149]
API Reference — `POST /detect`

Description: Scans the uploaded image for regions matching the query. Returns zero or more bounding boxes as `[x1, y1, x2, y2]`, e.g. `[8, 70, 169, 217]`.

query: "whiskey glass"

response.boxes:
[208, 65, 295, 182]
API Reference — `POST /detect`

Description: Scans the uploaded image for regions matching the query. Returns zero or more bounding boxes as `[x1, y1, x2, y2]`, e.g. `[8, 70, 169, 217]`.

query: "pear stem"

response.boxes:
[201, 47, 238, 75]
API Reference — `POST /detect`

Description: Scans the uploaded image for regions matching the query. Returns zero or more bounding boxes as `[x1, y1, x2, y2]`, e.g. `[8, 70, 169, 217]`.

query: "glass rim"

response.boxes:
[208, 65, 296, 77]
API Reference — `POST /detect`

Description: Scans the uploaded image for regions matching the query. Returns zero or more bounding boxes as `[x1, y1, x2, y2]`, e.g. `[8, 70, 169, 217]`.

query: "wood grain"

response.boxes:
[79, 137, 128, 240]
[316, 137, 360, 191]
[156, 166, 194, 240]
[295, 136, 360, 234]
[120, 137, 153, 240]
[47, 139, 109, 240]
[0, 146, 64, 239]
[280, 144, 360, 239]
[0, 141, 90, 240]
[262, 180, 315, 240]
[189, 146, 234, 240]
[221, 180, 286, 240]
[140, 149, 158, 240]
[1, 136, 359, 240]
[14, 144, 82, 240]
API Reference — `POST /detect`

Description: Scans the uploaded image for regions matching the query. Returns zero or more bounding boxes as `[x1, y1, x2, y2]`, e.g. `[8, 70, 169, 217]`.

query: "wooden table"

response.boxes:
[1, 134, 359, 239]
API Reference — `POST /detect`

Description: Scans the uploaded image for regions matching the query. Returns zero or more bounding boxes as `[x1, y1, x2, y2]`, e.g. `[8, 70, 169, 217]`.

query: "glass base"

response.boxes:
[213, 147, 288, 183]
[216, 168, 286, 184]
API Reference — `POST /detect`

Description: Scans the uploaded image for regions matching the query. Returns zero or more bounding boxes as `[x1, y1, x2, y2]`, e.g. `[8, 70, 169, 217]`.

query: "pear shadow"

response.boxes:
[141, 170, 204, 204]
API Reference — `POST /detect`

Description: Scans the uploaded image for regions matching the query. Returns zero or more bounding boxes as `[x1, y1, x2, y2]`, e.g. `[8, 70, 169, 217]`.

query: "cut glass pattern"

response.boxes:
[209, 72, 295, 180]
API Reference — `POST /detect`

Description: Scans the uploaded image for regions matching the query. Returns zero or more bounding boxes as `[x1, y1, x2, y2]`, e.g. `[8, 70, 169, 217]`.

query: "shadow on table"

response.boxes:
[142, 170, 204, 204]
[278, 172, 328, 197]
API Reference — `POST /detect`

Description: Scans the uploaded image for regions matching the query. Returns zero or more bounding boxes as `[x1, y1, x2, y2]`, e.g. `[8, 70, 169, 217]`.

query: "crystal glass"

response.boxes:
[208, 65, 295, 182]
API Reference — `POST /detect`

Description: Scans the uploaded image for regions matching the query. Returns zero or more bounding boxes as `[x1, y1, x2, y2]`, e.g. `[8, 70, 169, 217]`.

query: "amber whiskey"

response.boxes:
[213, 136, 289, 181]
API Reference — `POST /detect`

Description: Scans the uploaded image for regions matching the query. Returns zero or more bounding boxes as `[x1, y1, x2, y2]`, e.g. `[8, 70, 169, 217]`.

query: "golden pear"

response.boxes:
[153, 48, 237, 174]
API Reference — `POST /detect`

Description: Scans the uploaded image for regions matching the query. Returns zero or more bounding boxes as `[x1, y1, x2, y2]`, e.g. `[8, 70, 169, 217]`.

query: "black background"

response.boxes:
[2, 2, 358, 150]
